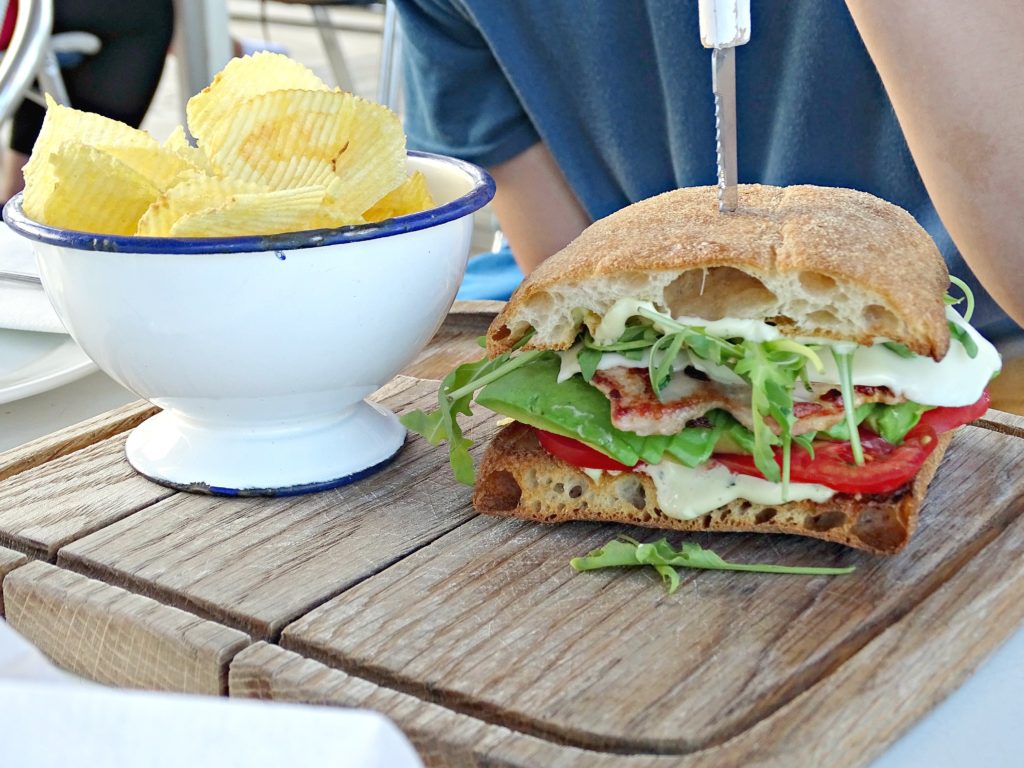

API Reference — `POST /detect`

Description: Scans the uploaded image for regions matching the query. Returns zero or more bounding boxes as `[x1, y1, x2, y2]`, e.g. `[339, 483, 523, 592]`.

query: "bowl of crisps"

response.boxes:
[2, 54, 495, 494]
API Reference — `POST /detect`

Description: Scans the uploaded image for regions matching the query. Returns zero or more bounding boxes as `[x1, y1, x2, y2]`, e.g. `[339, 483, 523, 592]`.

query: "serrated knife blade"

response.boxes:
[712, 47, 738, 212]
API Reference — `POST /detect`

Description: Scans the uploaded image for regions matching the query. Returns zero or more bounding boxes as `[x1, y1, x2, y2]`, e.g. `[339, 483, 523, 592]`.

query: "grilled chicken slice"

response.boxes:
[590, 367, 903, 436]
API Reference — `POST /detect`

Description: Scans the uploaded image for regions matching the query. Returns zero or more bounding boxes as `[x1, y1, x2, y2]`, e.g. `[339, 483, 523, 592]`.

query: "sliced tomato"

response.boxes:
[918, 390, 989, 435]
[714, 424, 939, 495]
[535, 429, 633, 471]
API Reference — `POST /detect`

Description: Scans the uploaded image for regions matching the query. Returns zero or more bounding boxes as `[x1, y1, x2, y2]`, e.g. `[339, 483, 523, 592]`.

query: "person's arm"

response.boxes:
[846, 0, 1024, 327]
[489, 142, 591, 274]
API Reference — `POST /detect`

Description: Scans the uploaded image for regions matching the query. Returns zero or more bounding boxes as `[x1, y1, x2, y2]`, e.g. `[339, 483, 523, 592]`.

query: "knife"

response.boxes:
[698, 0, 751, 212]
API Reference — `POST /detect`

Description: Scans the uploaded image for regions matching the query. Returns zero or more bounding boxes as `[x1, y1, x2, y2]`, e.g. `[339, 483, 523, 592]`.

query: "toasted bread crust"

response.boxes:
[472, 422, 952, 555]
[487, 184, 949, 360]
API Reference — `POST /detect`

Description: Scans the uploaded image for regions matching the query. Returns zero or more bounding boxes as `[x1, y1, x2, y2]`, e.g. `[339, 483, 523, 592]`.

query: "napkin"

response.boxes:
[0, 222, 66, 334]
[0, 620, 424, 767]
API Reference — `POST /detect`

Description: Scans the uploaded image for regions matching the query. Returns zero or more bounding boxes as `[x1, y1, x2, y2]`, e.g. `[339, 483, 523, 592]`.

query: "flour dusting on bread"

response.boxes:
[488, 185, 949, 359]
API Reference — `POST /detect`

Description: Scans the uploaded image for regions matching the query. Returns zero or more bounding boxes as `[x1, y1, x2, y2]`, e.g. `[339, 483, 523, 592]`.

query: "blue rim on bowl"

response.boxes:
[2, 150, 496, 254]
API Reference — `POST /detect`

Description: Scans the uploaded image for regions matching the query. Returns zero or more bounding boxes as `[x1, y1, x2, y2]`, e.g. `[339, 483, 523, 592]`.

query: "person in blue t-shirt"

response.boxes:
[394, 0, 1023, 344]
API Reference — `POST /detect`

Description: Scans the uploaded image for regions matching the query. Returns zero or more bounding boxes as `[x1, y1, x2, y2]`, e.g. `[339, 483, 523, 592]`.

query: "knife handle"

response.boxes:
[698, 0, 751, 48]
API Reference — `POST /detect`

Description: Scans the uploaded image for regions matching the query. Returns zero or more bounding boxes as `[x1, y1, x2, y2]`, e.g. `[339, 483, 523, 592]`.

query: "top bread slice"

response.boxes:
[487, 184, 950, 360]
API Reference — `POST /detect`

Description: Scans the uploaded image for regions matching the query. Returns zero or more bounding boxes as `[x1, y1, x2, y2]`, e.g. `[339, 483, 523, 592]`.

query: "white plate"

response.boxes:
[0, 328, 97, 404]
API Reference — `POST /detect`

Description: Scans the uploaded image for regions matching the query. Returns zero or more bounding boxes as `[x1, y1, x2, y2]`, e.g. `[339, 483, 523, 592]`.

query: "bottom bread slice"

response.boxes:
[472, 422, 953, 554]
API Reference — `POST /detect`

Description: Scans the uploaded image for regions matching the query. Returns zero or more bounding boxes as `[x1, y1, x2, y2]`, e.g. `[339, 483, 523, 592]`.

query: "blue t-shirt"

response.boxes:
[396, 0, 1017, 340]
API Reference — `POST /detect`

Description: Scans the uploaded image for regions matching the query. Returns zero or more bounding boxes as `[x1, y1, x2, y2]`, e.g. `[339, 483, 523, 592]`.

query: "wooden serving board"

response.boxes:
[1, 300, 1023, 768]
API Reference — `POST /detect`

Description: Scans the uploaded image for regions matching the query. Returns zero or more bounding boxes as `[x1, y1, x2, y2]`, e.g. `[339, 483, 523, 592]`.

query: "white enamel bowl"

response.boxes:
[2, 152, 494, 495]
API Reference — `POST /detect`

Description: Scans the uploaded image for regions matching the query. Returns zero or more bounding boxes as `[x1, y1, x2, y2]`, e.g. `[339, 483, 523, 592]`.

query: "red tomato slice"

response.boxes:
[535, 429, 633, 471]
[714, 425, 939, 495]
[918, 390, 989, 435]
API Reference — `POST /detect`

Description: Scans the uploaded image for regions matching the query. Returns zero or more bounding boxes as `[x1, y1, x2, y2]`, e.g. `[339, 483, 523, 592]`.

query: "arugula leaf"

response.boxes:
[577, 345, 602, 382]
[946, 276, 978, 359]
[635, 307, 743, 365]
[570, 536, 855, 594]
[948, 275, 975, 322]
[822, 403, 875, 441]
[792, 431, 816, 459]
[949, 321, 978, 359]
[582, 324, 658, 353]
[831, 347, 864, 465]
[400, 339, 543, 484]
[883, 341, 915, 359]
[733, 342, 793, 485]
[649, 331, 686, 396]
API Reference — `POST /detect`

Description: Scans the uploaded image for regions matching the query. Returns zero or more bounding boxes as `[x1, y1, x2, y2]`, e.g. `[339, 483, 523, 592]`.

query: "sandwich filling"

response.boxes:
[403, 281, 1001, 522]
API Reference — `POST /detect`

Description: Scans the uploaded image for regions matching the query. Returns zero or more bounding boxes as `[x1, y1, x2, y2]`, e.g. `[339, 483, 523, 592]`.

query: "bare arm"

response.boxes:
[488, 142, 591, 274]
[846, 0, 1024, 327]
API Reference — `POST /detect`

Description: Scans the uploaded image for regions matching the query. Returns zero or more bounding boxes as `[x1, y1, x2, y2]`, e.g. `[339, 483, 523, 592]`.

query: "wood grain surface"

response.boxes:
[236, 482, 1024, 768]
[56, 377, 495, 639]
[0, 302, 1021, 767]
[975, 409, 1024, 439]
[0, 400, 156, 484]
[4, 560, 249, 693]
[280, 423, 1024, 754]
[229, 642, 596, 768]
[0, 545, 29, 616]
[0, 432, 175, 560]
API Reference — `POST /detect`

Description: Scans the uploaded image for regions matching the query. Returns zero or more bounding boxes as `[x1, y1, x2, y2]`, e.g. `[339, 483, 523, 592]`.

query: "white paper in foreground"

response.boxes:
[0, 620, 423, 768]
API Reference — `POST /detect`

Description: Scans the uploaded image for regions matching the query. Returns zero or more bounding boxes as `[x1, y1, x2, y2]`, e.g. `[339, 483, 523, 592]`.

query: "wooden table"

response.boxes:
[2, 301, 1023, 768]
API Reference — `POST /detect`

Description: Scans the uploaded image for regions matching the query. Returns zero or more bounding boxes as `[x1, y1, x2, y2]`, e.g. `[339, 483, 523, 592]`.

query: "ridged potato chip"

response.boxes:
[28, 142, 160, 235]
[168, 186, 328, 238]
[22, 54, 427, 238]
[201, 88, 354, 189]
[363, 171, 436, 222]
[25, 95, 194, 194]
[23, 95, 156, 205]
[105, 145, 198, 191]
[162, 125, 214, 175]
[137, 174, 268, 236]
[186, 52, 329, 144]
[322, 95, 407, 217]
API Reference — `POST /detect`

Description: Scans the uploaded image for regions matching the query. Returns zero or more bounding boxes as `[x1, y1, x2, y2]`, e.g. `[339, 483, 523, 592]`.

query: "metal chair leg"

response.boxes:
[0, 0, 53, 122]
[376, 0, 402, 111]
[311, 4, 354, 92]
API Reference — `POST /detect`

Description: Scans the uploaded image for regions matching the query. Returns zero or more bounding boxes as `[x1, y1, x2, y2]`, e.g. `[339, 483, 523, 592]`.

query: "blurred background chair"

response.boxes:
[231, 0, 402, 109]
[0, 0, 100, 122]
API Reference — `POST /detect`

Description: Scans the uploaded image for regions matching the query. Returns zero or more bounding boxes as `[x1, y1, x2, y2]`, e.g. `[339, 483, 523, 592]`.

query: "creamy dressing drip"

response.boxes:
[637, 461, 835, 520]
[804, 307, 1001, 407]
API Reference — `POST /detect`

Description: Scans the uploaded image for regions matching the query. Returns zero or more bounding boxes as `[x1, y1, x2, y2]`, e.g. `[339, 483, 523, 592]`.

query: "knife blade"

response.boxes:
[712, 47, 738, 212]
[698, 0, 750, 213]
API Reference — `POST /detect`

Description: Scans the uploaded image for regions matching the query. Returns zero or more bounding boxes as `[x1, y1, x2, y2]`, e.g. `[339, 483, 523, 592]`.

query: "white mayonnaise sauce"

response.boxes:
[557, 345, 689, 383]
[637, 461, 835, 521]
[804, 308, 1001, 407]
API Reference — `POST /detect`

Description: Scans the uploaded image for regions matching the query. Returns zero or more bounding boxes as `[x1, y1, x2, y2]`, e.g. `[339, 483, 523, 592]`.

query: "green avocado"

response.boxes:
[475, 353, 738, 468]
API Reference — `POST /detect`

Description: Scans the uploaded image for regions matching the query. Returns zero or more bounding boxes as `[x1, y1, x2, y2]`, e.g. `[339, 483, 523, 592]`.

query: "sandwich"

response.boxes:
[403, 184, 1002, 554]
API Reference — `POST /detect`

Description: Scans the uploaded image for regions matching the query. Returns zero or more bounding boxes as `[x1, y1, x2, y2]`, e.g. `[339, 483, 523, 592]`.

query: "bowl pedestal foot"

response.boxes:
[125, 400, 406, 496]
